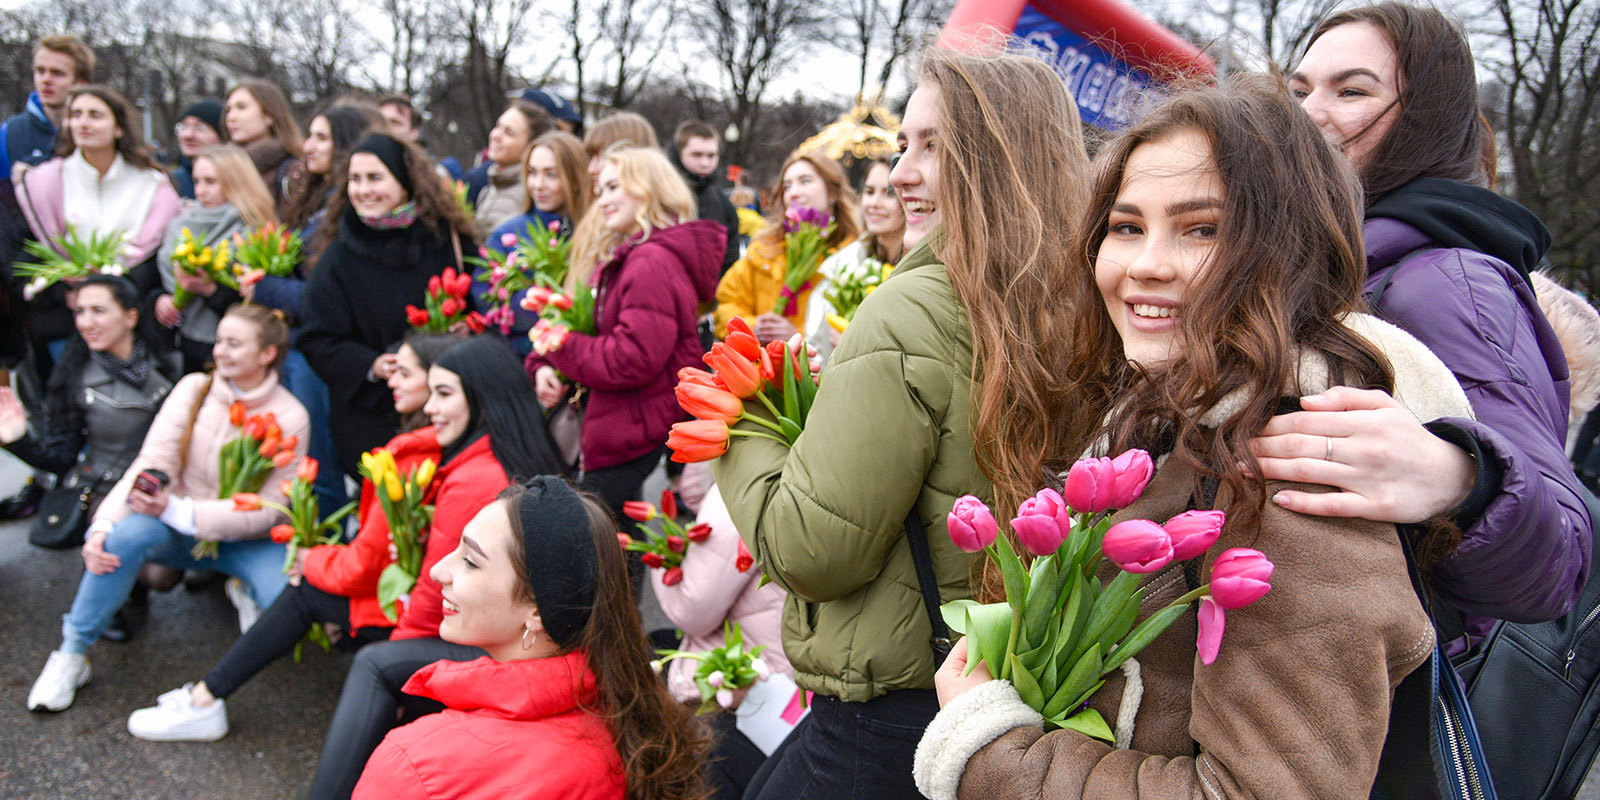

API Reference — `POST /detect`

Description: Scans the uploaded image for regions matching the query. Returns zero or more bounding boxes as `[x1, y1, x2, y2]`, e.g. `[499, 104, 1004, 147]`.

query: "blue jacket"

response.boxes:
[0, 93, 58, 212]
[472, 210, 563, 355]
[1363, 179, 1590, 633]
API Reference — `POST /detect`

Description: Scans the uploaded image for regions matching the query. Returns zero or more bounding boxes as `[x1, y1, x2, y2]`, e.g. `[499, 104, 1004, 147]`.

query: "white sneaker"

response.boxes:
[224, 578, 259, 633]
[128, 683, 228, 742]
[28, 650, 91, 712]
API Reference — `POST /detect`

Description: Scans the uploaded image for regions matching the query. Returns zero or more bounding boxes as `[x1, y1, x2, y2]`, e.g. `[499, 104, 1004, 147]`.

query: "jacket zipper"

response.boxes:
[1437, 692, 1488, 799]
[1565, 603, 1600, 679]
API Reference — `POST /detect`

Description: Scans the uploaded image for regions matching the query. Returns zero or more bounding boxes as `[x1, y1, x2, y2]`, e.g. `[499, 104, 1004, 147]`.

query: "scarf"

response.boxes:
[360, 201, 419, 230]
[90, 339, 151, 388]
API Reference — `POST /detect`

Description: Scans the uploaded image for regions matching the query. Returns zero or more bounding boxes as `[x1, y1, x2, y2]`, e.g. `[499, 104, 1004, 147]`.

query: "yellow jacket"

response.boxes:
[714, 240, 835, 338]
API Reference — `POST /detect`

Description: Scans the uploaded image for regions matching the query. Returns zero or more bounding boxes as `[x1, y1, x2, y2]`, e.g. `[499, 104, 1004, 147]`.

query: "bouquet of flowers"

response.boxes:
[236, 456, 358, 659]
[358, 448, 438, 621]
[233, 222, 303, 290]
[199, 402, 298, 559]
[16, 226, 131, 300]
[520, 283, 596, 355]
[450, 180, 473, 221]
[654, 622, 773, 713]
[940, 449, 1275, 740]
[406, 266, 486, 334]
[618, 489, 715, 586]
[666, 317, 818, 462]
[771, 206, 834, 316]
[168, 228, 234, 310]
[823, 258, 894, 333]
[467, 221, 570, 335]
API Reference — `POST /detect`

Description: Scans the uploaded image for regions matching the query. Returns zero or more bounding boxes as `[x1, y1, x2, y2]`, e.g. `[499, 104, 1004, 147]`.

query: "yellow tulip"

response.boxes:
[864, 285, 877, 296]
[881, 263, 895, 279]
[415, 458, 437, 490]
[360, 452, 379, 478]
[377, 449, 399, 482]
[827, 313, 850, 333]
[384, 471, 405, 502]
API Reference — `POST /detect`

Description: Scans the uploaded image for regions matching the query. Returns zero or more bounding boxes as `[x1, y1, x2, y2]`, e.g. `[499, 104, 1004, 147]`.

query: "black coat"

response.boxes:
[298, 206, 475, 475]
[670, 151, 739, 275]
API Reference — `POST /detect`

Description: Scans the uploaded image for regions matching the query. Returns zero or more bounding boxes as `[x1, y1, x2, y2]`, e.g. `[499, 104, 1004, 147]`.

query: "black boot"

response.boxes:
[102, 582, 150, 644]
[0, 480, 42, 519]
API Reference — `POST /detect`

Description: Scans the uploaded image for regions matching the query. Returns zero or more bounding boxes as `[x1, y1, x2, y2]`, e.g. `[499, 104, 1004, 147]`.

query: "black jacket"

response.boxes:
[669, 150, 739, 274]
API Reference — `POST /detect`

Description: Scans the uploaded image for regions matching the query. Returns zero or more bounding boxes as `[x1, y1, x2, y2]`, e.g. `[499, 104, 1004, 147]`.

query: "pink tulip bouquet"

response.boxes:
[467, 220, 571, 335]
[943, 449, 1274, 740]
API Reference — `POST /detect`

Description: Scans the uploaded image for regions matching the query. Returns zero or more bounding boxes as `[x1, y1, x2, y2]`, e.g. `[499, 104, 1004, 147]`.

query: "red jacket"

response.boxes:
[353, 651, 625, 800]
[391, 435, 510, 640]
[527, 220, 725, 470]
[302, 427, 442, 631]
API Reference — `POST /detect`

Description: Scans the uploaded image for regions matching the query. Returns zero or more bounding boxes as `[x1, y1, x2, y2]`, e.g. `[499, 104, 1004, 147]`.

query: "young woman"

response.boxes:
[277, 103, 387, 258]
[710, 49, 1088, 798]
[155, 144, 277, 372]
[298, 133, 477, 477]
[526, 146, 724, 521]
[582, 112, 658, 182]
[306, 335, 567, 799]
[476, 130, 593, 354]
[467, 101, 552, 236]
[223, 79, 307, 215]
[27, 304, 308, 713]
[1266, 3, 1589, 636]
[713, 150, 862, 342]
[913, 74, 1475, 800]
[11, 85, 182, 376]
[124, 333, 460, 742]
[807, 155, 906, 358]
[353, 479, 706, 799]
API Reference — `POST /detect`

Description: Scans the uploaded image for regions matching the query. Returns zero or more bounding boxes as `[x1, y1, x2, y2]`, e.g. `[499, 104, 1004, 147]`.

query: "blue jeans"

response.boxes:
[279, 349, 349, 520]
[60, 514, 288, 654]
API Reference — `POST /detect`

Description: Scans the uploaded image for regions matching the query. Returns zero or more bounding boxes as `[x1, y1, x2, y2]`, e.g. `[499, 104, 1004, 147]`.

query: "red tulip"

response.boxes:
[272, 449, 295, 469]
[623, 501, 656, 522]
[661, 566, 684, 586]
[427, 275, 442, 296]
[1163, 510, 1225, 560]
[233, 493, 262, 511]
[244, 417, 267, 440]
[676, 381, 744, 425]
[1208, 548, 1274, 609]
[259, 436, 280, 458]
[1010, 488, 1072, 556]
[666, 420, 730, 463]
[228, 402, 247, 427]
[440, 298, 462, 318]
[280, 479, 294, 496]
[297, 457, 319, 483]
[442, 267, 457, 287]
[735, 537, 754, 572]
[406, 305, 432, 327]
[1102, 519, 1174, 573]
[641, 552, 665, 568]
[465, 312, 487, 334]
[766, 340, 805, 383]
[685, 523, 712, 543]
[616, 532, 633, 549]
[660, 489, 678, 520]
[270, 524, 296, 543]
[727, 316, 756, 340]
[549, 293, 573, 311]
[453, 275, 472, 297]
[947, 495, 999, 553]
[704, 342, 761, 398]
[666, 535, 686, 553]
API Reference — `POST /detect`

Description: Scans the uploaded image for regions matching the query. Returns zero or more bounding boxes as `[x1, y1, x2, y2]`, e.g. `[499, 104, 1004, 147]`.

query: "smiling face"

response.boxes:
[526, 145, 566, 214]
[69, 93, 120, 154]
[176, 116, 220, 159]
[224, 88, 271, 146]
[431, 500, 543, 660]
[1289, 22, 1401, 172]
[890, 84, 941, 249]
[860, 162, 904, 238]
[192, 157, 224, 208]
[33, 48, 79, 109]
[212, 314, 277, 384]
[1095, 130, 1223, 369]
[487, 107, 533, 166]
[347, 152, 408, 218]
[423, 365, 472, 447]
[596, 162, 643, 235]
[387, 344, 431, 415]
[303, 115, 334, 176]
[780, 159, 830, 216]
[74, 284, 137, 356]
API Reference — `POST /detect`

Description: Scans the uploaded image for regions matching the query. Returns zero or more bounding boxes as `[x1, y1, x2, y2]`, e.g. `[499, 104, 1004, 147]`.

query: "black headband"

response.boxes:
[515, 476, 597, 648]
[350, 134, 413, 195]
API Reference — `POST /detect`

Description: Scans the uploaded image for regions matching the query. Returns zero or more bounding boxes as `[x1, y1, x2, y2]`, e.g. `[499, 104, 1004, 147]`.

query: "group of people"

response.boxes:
[0, 1, 1592, 797]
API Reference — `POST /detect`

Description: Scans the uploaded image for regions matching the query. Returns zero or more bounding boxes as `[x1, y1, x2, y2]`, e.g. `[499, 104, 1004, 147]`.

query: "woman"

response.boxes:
[1265, 3, 1589, 635]
[476, 130, 593, 354]
[223, 79, 307, 215]
[277, 103, 387, 263]
[526, 146, 724, 520]
[298, 133, 477, 478]
[583, 112, 658, 182]
[27, 304, 308, 713]
[11, 85, 182, 376]
[807, 155, 906, 358]
[710, 49, 1088, 798]
[354, 479, 706, 799]
[155, 144, 277, 372]
[468, 101, 552, 236]
[306, 335, 567, 799]
[913, 75, 1474, 800]
[713, 150, 862, 342]
[124, 333, 459, 742]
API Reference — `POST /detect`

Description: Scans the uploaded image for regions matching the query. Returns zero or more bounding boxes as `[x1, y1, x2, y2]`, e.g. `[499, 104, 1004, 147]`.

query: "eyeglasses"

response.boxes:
[174, 122, 212, 135]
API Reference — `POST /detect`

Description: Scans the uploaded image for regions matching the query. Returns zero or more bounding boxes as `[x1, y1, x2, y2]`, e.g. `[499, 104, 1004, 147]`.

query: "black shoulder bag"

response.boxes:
[905, 510, 954, 665]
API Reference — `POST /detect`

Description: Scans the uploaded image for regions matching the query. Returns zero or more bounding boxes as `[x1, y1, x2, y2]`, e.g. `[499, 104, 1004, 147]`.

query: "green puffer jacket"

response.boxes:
[713, 228, 993, 703]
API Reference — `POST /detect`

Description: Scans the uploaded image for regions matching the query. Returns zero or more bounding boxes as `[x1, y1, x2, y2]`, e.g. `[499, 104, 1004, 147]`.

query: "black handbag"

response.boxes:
[905, 510, 954, 665]
[28, 466, 115, 549]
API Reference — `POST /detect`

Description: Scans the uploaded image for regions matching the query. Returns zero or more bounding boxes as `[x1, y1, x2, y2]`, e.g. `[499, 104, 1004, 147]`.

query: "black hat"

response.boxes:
[178, 99, 224, 136]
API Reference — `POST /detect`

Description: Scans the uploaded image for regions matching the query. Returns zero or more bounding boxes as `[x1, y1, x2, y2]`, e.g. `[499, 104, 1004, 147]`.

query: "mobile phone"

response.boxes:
[133, 468, 170, 496]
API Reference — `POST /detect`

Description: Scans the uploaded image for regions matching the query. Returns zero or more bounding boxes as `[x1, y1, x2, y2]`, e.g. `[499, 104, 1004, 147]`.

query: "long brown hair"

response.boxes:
[1062, 74, 1392, 529]
[1306, 3, 1485, 200]
[225, 80, 305, 158]
[752, 150, 862, 256]
[284, 103, 386, 230]
[177, 305, 290, 475]
[502, 486, 707, 800]
[56, 86, 160, 171]
[523, 130, 594, 221]
[312, 134, 474, 259]
[861, 156, 905, 264]
[919, 48, 1090, 521]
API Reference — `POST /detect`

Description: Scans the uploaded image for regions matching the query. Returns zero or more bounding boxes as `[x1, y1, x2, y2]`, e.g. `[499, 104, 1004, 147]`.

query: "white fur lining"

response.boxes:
[913, 680, 1044, 800]
[1113, 658, 1143, 749]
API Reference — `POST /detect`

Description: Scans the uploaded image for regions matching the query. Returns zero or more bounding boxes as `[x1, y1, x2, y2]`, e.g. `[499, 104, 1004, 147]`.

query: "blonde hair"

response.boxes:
[566, 146, 696, 289]
[195, 144, 277, 228]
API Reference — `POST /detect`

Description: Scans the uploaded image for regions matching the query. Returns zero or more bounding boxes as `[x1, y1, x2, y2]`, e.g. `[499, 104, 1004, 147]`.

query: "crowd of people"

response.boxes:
[0, 2, 1594, 797]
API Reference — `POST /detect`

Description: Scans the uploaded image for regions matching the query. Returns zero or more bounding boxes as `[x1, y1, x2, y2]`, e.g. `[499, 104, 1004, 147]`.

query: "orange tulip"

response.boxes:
[233, 493, 262, 511]
[703, 342, 762, 398]
[244, 417, 267, 440]
[265, 423, 282, 441]
[678, 367, 723, 390]
[260, 436, 281, 458]
[272, 449, 295, 469]
[727, 316, 757, 340]
[270, 524, 295, 543]
[725, 329, 761, 361]
[676, 381, 743, 424]
[279, 435, 299, 454]
[666, 420, 730, 463]
[766, 340, 805, 383]
[280, 479, 294, 496]
[228, 402, 247, 427]
[298, 457, 319, 483]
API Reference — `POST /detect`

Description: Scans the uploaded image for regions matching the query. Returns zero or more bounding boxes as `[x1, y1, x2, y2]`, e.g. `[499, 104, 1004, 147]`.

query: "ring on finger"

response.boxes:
[1324, 435, 1334, 462]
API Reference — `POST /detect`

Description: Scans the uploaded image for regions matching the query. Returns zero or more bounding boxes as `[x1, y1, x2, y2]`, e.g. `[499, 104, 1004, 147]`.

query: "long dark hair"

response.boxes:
[284, 103, 386, 230]
[501, 485, 708, 800]
[1062, 74, 1392, 530]
[1306, 3, 1485, 200]
[55, 86, 160, 171]
[397, 331, 463, 432]
[47, 274, 176, 407]
[431, 336, 564, 481]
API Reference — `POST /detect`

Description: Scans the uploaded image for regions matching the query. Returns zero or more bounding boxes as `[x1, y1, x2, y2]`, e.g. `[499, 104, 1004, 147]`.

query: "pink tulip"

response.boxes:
[1196, 596, 1224, 665]
[1011, 488, 1072, 556]
[500, 232, 518, 247]
[1062, 456, 1115, 513]
[1107, 449, 1154, 507]
[1209, 548, 1274, 609]
[947, 496, 999, 553]
[1101, 519, 1173, 573]
[1163, 510, 1225, 560]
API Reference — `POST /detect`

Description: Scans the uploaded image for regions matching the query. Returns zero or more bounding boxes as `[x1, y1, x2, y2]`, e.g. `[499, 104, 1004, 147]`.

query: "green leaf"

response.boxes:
[376, 563, 417, 623]
[941, 599, 978, 635]
[1096, 588, 1144, 653]
[782, 345, 801, 423]
[777, 416, 803, 444]
[1102, 603, 1189, 676]
[993, 534, 1030, 617]
[1007, 652, 1045, 710]
[1023, 555, 1065, 645]
[965, 602, 1013, 679]
[1045, 642, 1102, 717]
[1017, 637, 1053, 674]
[1051, 707, 1115, 742]
[1064, 679, 1105, 714]
[1076, 570, 1141, 660]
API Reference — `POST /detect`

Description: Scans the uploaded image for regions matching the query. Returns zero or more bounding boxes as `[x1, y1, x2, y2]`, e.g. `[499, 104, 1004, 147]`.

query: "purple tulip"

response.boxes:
[1163, 510, 1225, 560]
[1196, 596, 1224, 665]
[1209, 548, 1274, 609]
[947, 495, 999, 553]
[1101, 519, 1174, 573]
[1011, 488, 1073, 556]
[1107, 449, 1154, 508]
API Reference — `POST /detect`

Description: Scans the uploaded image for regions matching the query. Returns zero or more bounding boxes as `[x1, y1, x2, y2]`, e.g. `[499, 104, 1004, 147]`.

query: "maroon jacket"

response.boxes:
[529, 220, 725, 470]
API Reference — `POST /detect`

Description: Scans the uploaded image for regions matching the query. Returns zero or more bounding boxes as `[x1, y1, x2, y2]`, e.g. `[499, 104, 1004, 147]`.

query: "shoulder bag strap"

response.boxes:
[905, 509, 953, 663]
[451, 231, 464, 272]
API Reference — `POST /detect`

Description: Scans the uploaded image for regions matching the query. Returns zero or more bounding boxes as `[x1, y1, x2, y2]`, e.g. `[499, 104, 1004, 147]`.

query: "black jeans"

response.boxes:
[581, 447, 664, 594]
[306, 636, 484, 800]
[705, 708, 769, 800]
[203, 581, 389, 699]
[742, 689, 938, 800]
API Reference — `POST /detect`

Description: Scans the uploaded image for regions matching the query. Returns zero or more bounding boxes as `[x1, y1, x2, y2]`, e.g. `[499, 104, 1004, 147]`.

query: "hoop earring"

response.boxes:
[521, 627, 537, 650]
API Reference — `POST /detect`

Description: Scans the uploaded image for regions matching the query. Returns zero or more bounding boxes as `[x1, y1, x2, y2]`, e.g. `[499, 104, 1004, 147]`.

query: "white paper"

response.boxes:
[735, 672, 809, 755]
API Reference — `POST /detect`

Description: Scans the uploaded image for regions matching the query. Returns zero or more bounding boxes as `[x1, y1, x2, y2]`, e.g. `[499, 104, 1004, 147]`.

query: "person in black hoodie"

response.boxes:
[670, 120, 740, 276]
[298, 134, 477, 478]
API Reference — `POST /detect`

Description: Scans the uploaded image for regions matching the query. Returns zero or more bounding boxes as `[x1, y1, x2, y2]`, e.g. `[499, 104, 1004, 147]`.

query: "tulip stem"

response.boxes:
[750, 390, 785, 424]
[738, 411, 788, 435]
[1168, 584, 1211, 608]
[729, 429, 790, 446]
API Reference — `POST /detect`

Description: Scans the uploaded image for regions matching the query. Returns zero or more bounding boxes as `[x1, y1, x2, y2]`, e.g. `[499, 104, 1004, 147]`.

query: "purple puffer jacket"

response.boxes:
[1365, 216, 1590, 634]
[527, 220, 725, 471]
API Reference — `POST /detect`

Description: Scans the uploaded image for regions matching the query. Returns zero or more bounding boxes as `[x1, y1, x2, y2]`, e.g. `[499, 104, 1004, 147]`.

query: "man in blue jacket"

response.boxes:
[0, 34, 93, 200]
